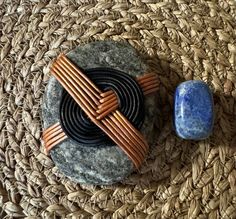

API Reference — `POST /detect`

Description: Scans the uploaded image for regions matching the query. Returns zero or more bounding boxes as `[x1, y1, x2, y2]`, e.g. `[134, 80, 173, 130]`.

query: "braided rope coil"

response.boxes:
[42, 54, 159, 168]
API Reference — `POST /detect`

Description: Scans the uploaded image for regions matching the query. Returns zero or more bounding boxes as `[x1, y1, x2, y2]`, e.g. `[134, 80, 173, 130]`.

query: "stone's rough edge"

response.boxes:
[42, 76, 62, 129]
[67, 40, 147, 77]
[42, 41, 158, 185]
[174, 80, 214, 140]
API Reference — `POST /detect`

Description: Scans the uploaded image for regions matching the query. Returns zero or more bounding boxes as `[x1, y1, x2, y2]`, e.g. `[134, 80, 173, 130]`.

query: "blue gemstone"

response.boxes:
[174, 80, 214, 140]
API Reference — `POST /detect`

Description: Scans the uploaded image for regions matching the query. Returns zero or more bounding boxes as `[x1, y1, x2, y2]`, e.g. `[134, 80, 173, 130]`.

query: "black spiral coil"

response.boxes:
[59, 68, 145, 147]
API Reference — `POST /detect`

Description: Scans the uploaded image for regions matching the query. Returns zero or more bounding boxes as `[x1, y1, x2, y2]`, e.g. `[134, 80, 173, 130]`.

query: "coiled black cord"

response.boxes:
[59, 68, 145, 147]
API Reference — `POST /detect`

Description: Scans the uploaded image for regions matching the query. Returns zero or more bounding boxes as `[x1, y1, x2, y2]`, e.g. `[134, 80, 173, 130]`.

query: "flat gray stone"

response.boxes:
[42, 41, 158, 185]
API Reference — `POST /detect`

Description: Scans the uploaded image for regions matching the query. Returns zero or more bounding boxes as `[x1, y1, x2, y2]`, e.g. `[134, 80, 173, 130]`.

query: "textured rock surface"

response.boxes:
[174, 80, 214, 140]
[42, 41, 158, 185]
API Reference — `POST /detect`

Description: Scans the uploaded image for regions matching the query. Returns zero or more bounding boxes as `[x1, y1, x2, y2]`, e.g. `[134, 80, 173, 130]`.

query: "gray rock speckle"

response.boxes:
[42, 41, 158, 185]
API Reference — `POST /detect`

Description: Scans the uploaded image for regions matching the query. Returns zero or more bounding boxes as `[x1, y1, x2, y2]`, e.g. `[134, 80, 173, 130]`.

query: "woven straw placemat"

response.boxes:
[1, 0, 236, 218]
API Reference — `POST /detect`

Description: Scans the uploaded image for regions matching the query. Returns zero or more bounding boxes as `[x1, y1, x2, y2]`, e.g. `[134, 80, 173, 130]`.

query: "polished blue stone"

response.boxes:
[174, 80, 214, 140]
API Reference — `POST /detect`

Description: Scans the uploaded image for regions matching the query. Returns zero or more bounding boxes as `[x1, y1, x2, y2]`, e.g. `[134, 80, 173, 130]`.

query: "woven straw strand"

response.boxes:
[1, 0, 236, 218]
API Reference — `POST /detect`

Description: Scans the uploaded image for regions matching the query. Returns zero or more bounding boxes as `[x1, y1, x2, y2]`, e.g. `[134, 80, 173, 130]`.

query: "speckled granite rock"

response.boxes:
[42, 41, 158, 185]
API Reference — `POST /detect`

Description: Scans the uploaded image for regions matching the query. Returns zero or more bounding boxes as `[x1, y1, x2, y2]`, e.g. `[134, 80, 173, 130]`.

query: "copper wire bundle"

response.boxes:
[43, 54, 159, 168]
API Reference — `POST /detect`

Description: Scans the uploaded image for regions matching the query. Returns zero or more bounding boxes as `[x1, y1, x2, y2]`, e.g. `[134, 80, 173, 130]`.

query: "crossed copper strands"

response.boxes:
[43, 54, 159, 168]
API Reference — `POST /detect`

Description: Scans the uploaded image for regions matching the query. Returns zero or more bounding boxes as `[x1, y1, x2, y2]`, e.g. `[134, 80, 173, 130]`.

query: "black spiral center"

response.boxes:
[59, 68, 145, 147]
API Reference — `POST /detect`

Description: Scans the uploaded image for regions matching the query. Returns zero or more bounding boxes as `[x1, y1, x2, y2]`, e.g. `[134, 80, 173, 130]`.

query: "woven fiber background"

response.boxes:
[0, 0, 236, 218]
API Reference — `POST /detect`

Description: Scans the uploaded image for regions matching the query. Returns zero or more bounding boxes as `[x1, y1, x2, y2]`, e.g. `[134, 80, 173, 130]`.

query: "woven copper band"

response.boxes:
[43, 54, 159, 168]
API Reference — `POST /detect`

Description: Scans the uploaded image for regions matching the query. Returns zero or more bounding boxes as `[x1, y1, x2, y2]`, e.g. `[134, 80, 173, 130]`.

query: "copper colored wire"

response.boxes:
[58, 54, 117, 106]
[43, 122, 60, 138]
[96, 101, 118, 114]
[96, 104, 119, 120]
[51, 65, 99, 117]
[136, 73, 159, 95]
[54, 61, 100, 106]
[60, 54, 102, 96]
[102, 119, 142, 167]
[108, 114, 146, 157]
[143, 83, 159, 90]
[101, 90, 114, 97]
[51, 63, 118, 119]
[52, 56, 119, 118]
[43, 54, 154, 168]
[114, 111, 148, 149]
[99, 93, 117, 103]
[46, 135, 68, 154]
[98, 96, 117, 109]
[43, 123, 68, 154]
[144, 87, 159, 95]
[136, 72, 157, 81]
[96, 93, 119, 119]
[112, 111, 148, 152]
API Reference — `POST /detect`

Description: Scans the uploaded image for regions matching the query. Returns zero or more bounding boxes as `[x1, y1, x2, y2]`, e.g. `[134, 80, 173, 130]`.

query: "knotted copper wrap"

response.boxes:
[42, 54, 159, 168]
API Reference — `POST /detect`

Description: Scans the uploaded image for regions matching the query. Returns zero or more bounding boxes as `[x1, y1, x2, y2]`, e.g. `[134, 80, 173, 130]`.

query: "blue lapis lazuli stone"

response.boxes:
[174, 80, 214, 140]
